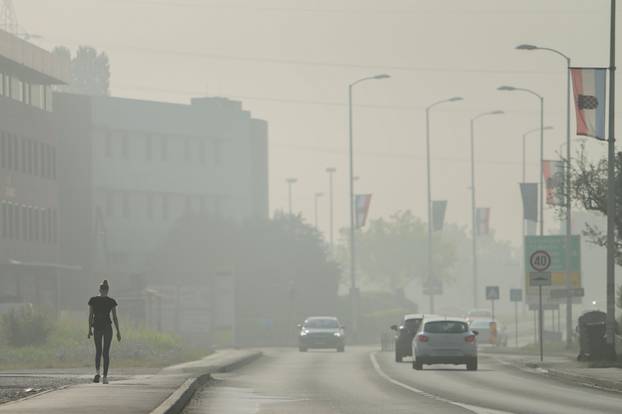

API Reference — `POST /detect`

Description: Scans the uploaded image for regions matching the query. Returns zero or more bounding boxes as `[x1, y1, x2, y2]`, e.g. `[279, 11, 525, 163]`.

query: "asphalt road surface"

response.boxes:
[183, 346, 622, 414]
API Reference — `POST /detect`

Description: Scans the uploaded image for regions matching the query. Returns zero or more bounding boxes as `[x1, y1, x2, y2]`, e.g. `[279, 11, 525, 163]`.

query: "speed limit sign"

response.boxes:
[529, 250, 551, 272]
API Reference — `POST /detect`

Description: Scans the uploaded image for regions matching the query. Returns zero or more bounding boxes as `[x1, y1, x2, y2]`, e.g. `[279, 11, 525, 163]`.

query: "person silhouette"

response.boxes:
[88, 280, 121, 384]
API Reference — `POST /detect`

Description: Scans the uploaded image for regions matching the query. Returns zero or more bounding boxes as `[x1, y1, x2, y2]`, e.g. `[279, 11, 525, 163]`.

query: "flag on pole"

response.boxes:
[570, 67, 607, 140]
[542, 160, 564, 206]
[520, 183, 538, 222]
[432, 200, 448, 231]
[354, 194, 372, 228]
[476, 207, 490, 235]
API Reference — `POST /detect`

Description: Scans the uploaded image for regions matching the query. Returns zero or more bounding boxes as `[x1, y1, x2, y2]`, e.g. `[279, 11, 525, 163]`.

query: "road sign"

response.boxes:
[485, 286, 500, 300]
[510, 288, 523, 302]
[530, 250, 551, 272]
[524, 235, 582, 306]
[529, 272, 552, 286]
[550, 287, 585, 299]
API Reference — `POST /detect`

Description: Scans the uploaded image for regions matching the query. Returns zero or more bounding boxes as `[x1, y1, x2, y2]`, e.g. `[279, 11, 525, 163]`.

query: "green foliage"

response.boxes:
[1, 307, 52, 346]
[337, 210, 458, 291]
[0, 316, 207, 369]
[568, 147, 622, 263]
[52, 45, 110, 96]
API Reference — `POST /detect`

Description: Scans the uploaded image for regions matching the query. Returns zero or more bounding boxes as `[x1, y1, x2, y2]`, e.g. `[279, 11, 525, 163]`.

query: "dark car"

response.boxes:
[390, 314, 424, 362]
[298, 316, 345, 352]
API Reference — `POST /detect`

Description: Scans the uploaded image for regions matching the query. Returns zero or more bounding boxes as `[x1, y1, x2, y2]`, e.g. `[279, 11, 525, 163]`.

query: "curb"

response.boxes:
[534, 365, 622, 393]
[150, 351, 262, 414]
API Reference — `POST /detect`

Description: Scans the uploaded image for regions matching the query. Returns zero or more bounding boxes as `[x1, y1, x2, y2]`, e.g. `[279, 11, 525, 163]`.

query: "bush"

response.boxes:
[1, 308, 52, 346]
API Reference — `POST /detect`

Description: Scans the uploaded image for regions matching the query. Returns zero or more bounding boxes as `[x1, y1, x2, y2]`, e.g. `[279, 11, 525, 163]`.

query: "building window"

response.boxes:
[147, 193, 154, 220]
[160, 136, 168, 162]
[0, 132, 6, 169]
[145, 135, 153, 161]
[105, 132, 113, 158]
[11, 77, 22, 102]
[161, 194, 169, 220]
[213, 140, 223, 166]
[199, 139, 206, 165]
[184, 137, 192, 162]
[105, 191, 115, 217]
[41, 143, 48, 178]
[52, 209, 57, 243]
[121, 134, 129, 160]
[122, 192, 130, 218]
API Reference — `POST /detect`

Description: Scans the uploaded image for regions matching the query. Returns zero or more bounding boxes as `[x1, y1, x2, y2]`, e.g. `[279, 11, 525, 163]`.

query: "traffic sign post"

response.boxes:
[529, 250, 552, 362]
[486, 286, 500, 320]
[510, 288, 523, 348]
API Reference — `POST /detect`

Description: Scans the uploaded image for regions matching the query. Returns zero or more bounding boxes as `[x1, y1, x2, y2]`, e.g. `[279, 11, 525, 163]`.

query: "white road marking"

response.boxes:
[369, 352, 515, 414]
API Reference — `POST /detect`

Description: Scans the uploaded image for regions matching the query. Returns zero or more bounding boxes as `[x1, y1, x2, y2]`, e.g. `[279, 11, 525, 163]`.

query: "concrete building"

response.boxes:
[54, 93, 269, 327]
[0, 29, 70, 311]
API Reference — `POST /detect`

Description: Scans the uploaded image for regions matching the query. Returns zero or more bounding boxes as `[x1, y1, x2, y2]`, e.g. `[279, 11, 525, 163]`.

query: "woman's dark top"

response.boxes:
[88, 296, 118, 330]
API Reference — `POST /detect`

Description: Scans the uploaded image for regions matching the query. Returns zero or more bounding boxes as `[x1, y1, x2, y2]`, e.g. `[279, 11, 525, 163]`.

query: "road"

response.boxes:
[183, 346, 622, 414]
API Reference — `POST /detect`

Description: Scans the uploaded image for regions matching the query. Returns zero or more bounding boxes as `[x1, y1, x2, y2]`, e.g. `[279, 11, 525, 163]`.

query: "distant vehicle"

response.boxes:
[412, 317, 479, 371]
[298, 316, 345, 352]
[465, 309, 492, 324]
[390, 314, 425, 362]
[469, 319, 507, 347]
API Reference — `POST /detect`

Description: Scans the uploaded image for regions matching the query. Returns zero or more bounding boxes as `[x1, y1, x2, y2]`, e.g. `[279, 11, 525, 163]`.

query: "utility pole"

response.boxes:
[606, 0, 617, 359]
[326, 168, 336, 249]
[286, 178, 297, 215]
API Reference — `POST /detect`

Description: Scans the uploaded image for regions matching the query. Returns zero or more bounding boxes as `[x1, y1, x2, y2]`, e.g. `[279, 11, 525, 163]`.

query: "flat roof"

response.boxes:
[0, 29, 69, 84]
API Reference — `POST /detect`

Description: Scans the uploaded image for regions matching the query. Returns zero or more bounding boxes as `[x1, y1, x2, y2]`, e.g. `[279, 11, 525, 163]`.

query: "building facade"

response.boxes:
[54, 93, 269, 318]
[0, 29, 70, 310]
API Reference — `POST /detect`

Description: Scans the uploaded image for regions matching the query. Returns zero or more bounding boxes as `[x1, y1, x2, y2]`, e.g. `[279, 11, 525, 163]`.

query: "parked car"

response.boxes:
[465, 309, 492, 324]
[412, 317, 479, 371]
[390, 314, 424, 362]
[469, 319, 507, 346]
[298, 316, 345, 352]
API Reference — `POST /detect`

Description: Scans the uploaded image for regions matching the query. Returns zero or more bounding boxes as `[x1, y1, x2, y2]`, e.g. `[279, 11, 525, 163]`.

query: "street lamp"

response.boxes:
[286, 178, 297, 215]
[516, 44, 575, 348]
[470, 110, 504, 308]
[325, 168, 336, 249]
[314, 192, 324, 229]
[348, 74, 390, 334]
[498, 85, 545, 236]
[425, 96, 463, 313]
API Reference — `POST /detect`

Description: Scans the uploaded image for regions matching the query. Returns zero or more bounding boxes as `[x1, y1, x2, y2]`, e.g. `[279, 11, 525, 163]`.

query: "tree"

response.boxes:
[568, 146, 622, 264]
[53, 45, 110, 96]
[337, 210, 458, 292]
[147, 212, 340, 345]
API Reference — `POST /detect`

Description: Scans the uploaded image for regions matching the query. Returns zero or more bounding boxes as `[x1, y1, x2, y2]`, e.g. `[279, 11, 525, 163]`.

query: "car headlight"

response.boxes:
[333, 332, 342, 337]
[300, 330, 307, 336]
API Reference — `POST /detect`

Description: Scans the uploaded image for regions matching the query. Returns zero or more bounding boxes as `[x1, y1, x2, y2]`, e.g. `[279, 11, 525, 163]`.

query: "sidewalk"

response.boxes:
[489, 351, 622, 393]
[0, 349, 262, 414]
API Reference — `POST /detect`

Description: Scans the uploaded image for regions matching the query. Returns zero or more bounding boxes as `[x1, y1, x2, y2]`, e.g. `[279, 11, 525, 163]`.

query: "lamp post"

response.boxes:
[498, 85, 545, 236]
[425, 96, 463, 313]
[314, 192, 324, 229]
[470, 110, 504, 308]
[348, 74, 390, 334]
[516, 44, 575, 347]
[326, 168, 336, 249]
[286, 177, 297, 215]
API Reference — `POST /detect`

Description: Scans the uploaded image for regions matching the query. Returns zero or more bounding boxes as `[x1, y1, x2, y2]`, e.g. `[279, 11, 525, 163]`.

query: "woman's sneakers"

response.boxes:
[102, 377, 109, 384]
[93, 374, 100, 383]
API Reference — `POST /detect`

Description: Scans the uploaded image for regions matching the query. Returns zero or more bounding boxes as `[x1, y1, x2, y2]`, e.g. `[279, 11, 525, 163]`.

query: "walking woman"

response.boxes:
[88, 280, 121, 384]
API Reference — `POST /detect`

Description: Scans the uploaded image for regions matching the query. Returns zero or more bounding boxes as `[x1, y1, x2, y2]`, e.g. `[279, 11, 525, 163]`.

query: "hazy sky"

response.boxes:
[19, 0, 617, 246]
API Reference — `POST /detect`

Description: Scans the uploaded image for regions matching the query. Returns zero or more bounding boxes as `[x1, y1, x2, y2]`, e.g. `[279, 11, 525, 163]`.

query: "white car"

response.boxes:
[412, 317, 478, 371]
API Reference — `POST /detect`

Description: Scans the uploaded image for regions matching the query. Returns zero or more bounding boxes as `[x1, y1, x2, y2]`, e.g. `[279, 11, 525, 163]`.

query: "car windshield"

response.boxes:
[304, 319, 339, 329]
[425, 321, 469, 334]
[470, 320, 493, 329]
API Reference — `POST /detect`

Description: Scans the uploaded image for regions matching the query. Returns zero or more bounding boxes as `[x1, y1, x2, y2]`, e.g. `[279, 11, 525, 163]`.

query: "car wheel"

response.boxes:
[299, 346, 307, 352]
[337, 346, 345, 352]
[413, 360, 423, 370]
[466, 358, 478, 371]
[395, 352, 403, 362]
